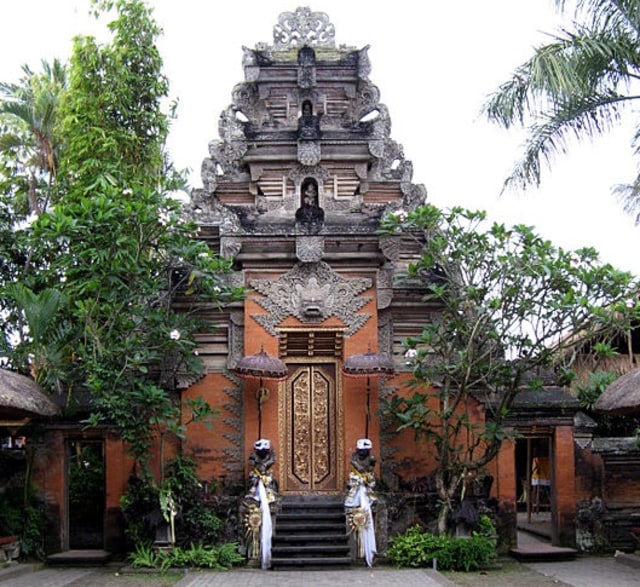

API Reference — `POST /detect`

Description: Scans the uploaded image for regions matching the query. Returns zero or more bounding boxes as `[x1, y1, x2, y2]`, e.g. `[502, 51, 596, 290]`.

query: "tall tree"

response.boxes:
[27, 0, 242, 473]
[380, 204, 640, 534]
[0, 60, 67, 358]
[0, 59, 66, 217]
[483, 0, 640, 219]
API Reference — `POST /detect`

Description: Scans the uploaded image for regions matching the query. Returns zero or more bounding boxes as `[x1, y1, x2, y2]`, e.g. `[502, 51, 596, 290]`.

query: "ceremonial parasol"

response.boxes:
[235, 346, 288, 437]
[343, 348, 394, 437]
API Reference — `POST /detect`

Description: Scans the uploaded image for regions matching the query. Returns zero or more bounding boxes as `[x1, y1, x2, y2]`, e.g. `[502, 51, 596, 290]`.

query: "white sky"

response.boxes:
[3, 0, 640, 276]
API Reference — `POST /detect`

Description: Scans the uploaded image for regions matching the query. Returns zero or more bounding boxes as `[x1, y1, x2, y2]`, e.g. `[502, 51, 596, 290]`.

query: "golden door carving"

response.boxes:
[282, 363, 341, 492]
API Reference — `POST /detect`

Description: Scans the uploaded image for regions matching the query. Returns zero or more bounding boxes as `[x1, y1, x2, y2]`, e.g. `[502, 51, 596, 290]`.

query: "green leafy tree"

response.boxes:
[0, 60, 67, 356]
[380, 204, 639, 534]
[24, 0, 242, 474]
[483, 0, 640, 218]
[0, 58, 66, 217]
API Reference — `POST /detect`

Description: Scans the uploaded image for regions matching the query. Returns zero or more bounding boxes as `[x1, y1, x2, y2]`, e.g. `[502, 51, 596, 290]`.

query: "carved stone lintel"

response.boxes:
[288, 164, 329, 185]
[249, 262, 371, 335]
[296, 236, 324, 262]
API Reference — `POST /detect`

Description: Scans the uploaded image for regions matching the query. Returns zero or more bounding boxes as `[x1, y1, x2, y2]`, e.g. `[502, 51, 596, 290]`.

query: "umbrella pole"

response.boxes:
[365, 376, 370, 438]
[258, 377, 263, 439]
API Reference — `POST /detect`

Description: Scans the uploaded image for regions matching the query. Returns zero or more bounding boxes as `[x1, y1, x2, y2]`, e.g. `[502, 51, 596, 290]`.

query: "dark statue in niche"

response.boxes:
[297, 100, 321, 140]
[295, 178, 324, 227]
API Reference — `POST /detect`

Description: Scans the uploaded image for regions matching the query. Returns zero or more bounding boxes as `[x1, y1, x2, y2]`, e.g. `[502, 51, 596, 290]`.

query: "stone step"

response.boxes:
[46, 549, 111, 565]
[273, 544, 351, 555]
[273, 533, 349, 543]
[270, 556, 352, 568]
[271, 495, 351, 569]
[509, 543, 578, 562]
[276, 520, 347, 532]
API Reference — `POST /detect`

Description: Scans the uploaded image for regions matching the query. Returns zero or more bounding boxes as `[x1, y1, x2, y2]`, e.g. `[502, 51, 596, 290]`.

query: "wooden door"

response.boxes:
[282, 363, 341, 492]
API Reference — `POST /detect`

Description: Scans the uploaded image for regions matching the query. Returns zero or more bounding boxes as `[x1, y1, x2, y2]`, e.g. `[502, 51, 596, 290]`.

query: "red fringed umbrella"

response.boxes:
[343, 349, 394, 437]
[235, 346, 288, 437]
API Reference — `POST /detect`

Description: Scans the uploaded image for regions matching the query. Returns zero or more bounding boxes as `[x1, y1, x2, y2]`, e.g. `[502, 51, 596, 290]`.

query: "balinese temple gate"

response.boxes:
[180, 7, 434, 565]
[177, 6, 580, 566]
[183, 5, 428, 499]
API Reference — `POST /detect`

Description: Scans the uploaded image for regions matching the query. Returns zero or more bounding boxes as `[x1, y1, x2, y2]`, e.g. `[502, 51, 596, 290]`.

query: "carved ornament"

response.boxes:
[273, 8, 336, 49]
[296, 236, 324, 262]
[297, 141, 321, 166]
[249, 262, 372, 335]
[288, 164, 329, 185]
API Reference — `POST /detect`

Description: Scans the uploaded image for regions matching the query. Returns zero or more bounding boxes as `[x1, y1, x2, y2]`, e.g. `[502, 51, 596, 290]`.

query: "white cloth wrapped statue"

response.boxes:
[345, 438, 377, 566]
[244, 438, 277, 569]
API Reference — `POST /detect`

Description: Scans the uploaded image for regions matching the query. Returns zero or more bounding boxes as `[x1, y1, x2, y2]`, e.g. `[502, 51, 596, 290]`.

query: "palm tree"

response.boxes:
[4, 283, 69, 393]
[0, 58, 66, 216]
[483, 0, 640, 220]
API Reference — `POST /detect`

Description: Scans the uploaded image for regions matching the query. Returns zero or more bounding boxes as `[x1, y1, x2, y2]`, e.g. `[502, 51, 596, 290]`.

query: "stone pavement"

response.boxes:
[1, 556, 639, 587]
[0, 566, 454, 587]
[173, 567, 454, 587]
[526, 556, 640, 587]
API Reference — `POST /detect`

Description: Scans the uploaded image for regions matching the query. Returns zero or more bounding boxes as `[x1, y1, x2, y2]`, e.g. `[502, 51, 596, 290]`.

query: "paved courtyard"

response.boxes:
[1, 557, 639, 587]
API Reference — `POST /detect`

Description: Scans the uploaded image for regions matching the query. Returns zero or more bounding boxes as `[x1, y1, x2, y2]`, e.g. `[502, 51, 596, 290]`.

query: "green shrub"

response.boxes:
[129, 543, 159, 568]
[0, 487, 46, 560]
[164, 456, 224, 546]
[387, 522, 497, 571]
[129, 542, 244, 570]
[121, 456, 226, 550]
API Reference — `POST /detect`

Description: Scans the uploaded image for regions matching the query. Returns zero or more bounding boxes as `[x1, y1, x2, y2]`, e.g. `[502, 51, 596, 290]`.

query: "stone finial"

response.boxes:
[273, 7, 335, 49]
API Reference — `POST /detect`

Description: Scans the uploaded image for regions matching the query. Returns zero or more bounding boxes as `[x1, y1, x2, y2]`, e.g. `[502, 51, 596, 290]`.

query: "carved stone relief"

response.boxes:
[296, 236, 324, 262]
[273, 7, 336, 49]
[297, 141, 321, 166]
[355, 80, 382, 121]
[227, 310, 245, 370]
[220, 237, 242, 260]
[249, 262, 372, 336]
[357, 46, 371, 81]
[378, 309, 394, 359]
[377, 265, 394, 310]
[379, 236, 401, 262]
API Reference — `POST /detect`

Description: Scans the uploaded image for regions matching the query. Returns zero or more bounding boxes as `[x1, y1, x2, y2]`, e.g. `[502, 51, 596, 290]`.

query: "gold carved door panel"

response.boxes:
[282, 363, 340, 492]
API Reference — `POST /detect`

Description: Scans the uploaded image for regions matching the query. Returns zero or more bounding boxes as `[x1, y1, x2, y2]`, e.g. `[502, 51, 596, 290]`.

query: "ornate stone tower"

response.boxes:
[183, 7, 432, 495]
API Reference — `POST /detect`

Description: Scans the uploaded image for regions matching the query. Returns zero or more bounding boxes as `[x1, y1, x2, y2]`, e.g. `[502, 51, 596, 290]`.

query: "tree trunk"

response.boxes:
[435, 468, 460, 535]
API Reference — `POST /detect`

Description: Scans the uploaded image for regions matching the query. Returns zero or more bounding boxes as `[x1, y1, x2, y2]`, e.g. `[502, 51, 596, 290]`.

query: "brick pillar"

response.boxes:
[494, 440, 517, 552]
[552, 425, 576, 547]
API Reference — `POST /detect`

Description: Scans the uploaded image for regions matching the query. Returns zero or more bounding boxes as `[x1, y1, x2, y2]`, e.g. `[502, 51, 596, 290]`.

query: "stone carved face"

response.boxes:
[294, 277, 332, 320]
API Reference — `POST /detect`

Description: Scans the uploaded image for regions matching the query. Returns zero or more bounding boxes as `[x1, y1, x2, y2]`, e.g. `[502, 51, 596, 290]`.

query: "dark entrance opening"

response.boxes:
[67, 440, 105, 549]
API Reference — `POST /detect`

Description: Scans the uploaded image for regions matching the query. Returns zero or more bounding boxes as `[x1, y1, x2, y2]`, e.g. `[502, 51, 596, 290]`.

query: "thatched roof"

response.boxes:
[0, 369, 61, 419]
[594, 368, 640, 415]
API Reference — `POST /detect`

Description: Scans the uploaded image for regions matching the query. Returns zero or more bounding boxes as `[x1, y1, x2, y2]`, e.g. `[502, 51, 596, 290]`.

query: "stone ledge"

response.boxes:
[615, 550, 640, 569]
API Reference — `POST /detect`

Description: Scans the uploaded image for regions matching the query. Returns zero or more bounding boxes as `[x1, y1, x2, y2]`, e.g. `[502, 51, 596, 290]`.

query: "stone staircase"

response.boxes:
[271, 495, 352, 568]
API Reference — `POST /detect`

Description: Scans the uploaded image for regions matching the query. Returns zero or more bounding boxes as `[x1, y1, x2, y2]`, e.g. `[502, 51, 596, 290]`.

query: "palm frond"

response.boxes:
[504, 91, 628, 190]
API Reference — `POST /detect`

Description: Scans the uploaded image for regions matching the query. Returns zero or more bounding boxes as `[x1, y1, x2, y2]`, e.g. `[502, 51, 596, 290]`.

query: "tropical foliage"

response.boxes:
[380, 204, 640, 533]
[483, 0, 640, 219]
[0, 0, 243, 475]
[387, 518, 497, 571]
